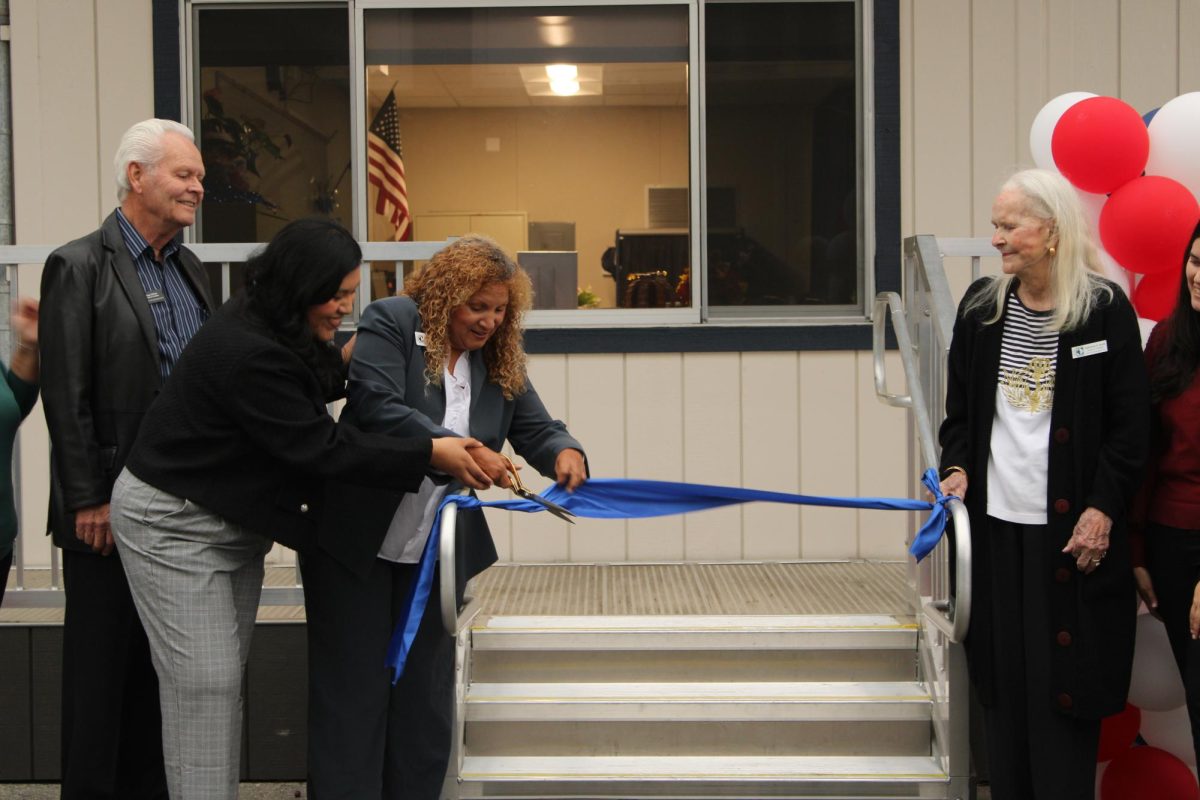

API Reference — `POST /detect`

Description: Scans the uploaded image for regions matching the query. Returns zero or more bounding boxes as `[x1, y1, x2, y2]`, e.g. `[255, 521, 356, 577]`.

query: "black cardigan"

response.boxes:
[938, 276, 1150, 719]
[126, 300, 431, 553]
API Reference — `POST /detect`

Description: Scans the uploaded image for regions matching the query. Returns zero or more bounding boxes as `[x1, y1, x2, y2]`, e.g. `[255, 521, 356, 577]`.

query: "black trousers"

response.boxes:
[302, 549, 455, 800]
[980, 518, 1099, 800]
[60, 548, 168, 800]
[1145, 522, 1200, 771]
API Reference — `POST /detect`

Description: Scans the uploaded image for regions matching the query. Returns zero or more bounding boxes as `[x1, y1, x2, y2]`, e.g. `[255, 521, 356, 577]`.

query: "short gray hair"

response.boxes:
[113, 119, 196, 202]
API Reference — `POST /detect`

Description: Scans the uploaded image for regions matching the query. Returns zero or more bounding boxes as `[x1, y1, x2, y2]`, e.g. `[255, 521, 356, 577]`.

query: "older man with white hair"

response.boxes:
[40, 118, 213, 799]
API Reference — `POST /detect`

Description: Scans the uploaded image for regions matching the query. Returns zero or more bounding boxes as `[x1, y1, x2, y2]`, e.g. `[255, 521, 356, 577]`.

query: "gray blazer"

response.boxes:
[332, 295, 584, 583]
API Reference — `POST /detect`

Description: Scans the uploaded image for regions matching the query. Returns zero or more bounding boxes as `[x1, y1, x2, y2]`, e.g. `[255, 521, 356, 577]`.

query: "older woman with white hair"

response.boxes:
[937, 169, 1149, 798]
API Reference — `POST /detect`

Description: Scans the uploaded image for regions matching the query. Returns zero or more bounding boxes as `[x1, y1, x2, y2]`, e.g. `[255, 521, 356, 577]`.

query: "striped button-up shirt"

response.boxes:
[116, 209, 209, 382]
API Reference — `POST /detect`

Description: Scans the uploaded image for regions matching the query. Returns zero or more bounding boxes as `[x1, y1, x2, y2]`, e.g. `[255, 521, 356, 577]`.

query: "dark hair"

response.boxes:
[1149, 220, 1200, 403]
[243, 218, 360, 396]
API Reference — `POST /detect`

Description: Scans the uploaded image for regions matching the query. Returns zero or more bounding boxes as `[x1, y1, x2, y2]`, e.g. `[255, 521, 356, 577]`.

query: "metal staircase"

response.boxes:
[434, 237, 989, 798]
[456, 614, 942, 798]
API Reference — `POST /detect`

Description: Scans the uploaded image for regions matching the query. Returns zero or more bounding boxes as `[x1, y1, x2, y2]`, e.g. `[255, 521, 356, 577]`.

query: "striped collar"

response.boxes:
[115, 208, 181, 264]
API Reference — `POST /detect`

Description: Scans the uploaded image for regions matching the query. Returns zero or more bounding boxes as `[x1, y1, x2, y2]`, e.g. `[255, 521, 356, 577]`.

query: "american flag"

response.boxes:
[367, 89, 411, 241]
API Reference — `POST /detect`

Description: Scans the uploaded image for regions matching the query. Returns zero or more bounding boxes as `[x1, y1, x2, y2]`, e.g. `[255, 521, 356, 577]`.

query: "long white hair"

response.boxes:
[113, 119, 195, 202]
[968, 168, 1112, 331]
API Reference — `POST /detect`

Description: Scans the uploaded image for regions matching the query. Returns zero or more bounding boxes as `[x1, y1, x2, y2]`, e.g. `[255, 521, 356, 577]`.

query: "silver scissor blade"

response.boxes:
[516, 488, 575, 523]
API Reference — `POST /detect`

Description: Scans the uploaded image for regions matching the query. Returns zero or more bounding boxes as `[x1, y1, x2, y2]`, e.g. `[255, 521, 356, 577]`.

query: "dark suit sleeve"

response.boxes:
[1085, 289, 1151, 520]
[227, 344, 431, 493]
[40, 249, 108, 510]
[347, 300, 455, 437]
[507, 377, 585, 480]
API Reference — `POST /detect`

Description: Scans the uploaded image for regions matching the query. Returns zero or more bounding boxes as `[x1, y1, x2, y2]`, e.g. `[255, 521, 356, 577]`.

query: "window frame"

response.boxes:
[168, 0, 899, 352]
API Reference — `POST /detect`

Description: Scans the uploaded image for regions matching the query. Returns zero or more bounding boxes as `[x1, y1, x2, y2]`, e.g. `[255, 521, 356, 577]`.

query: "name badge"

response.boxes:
[1071, 340, 1108, 359]
[145, 290, 166, 305]
[414, 331, 427, 347]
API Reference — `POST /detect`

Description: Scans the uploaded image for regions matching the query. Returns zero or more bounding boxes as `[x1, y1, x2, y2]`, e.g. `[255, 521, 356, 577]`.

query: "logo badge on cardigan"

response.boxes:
[414, 331, 426, 348]
[1071, 340, 1108, 359]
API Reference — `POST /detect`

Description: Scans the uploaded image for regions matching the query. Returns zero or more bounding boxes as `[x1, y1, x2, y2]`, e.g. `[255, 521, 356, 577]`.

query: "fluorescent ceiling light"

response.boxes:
[550, 79, 580, 96]
[546, 64, 578, 81]
[518, 64, 604, 97]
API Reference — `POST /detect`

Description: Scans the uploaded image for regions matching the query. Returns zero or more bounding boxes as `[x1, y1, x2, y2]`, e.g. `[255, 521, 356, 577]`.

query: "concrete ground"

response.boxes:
[0, 785, 306, 799]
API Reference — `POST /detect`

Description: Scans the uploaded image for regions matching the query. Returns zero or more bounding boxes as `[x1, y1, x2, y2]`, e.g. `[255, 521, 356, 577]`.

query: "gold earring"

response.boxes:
[1048, 245, 1057, 257]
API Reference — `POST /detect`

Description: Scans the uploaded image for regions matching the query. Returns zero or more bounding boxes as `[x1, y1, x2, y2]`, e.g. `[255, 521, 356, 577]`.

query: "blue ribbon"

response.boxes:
[387, 470, 956, 682]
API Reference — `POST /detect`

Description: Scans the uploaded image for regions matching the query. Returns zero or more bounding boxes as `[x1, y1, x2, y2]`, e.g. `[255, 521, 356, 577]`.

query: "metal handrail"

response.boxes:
[876, 234, 993, 794]
[438, 496, 480, 637]
[873, 291, 970, 642]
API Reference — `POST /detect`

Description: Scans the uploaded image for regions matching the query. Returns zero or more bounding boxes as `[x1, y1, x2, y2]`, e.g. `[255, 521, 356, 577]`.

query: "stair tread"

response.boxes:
[472, 615, 918, 651]
[468, 680, 930, 702]
[459, 754, 947, 780]
[475, 614, 917, 631]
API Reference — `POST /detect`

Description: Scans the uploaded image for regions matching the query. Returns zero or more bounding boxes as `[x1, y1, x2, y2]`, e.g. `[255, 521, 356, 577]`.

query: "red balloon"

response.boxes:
[1101, 745, 1200, 800]
[1134, 270, 1183, 322]
[1099, 703, 1144, 762]
[1100, 176, 1200, 275]
[1052, 96, 1150, 193]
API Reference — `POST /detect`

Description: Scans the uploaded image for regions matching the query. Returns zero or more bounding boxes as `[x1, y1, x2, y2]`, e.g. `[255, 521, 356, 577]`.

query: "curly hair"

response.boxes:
[404, 234, 533, 399]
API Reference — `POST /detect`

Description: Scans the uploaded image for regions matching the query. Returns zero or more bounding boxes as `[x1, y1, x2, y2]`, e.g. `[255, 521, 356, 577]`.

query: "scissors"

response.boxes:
[499, 453, 575, 523]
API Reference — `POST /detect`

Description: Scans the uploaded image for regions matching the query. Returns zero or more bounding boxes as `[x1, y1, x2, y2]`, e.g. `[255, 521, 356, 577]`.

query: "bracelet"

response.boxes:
[14, 339, 35, 352]
[941, 465, 967, 479]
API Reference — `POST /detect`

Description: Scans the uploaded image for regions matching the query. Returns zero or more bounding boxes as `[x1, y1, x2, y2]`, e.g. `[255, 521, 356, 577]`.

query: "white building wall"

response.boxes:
[18, 0, 1192, 569]
[10, 0, 155, 574]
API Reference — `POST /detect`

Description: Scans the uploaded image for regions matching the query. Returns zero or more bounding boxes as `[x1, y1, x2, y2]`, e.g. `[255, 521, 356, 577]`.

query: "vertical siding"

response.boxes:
[1183, 2, 1200, 91]
[1119, 0, 1179, 109]
[740, 353, 800, 560]
[909, 0, 973, 236]
[797, 352, 859, 559]
[507, 355, 569, 561]
[565, 354, 626, 561]
[11, 0, 153, 573]
[625, 354, 685, 560]
[856, 351, 910, 559]
[904, 0, 1191, 245]
[681, 353, 742, 560]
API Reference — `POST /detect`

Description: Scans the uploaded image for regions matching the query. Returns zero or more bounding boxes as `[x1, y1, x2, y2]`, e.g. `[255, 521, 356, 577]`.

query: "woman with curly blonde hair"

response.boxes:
[301, 233, 586, 800]
[404, 233, 534, 399]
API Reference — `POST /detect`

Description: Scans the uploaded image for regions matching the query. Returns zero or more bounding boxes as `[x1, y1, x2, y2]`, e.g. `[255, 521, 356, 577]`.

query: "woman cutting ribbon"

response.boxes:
[108, 218, 489, 798]
[302, 234, 586, 799]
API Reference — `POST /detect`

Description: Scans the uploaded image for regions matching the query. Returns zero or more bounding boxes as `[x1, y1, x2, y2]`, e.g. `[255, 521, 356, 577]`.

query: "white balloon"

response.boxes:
[1129, 614, 1188, 711]
[1078, 189, 1108, 238]
[1147, 92, 1200, 202]
[1141, 705, 1197, 766]
[1095, 248, 1131, 295]
[1029, 91, 1097, 171]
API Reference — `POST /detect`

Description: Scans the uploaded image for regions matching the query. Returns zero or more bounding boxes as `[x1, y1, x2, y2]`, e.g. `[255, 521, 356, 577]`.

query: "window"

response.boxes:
[705, 2, 860, 314]
[181, 0, 884, 342]
[362, 5, 692, 314]
[191, 5, 353, 296]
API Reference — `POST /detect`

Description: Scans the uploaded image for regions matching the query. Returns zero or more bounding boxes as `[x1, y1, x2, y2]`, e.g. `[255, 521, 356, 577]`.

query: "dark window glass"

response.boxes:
[705, 2, 858, 307]
[194, 7, 352, 244]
